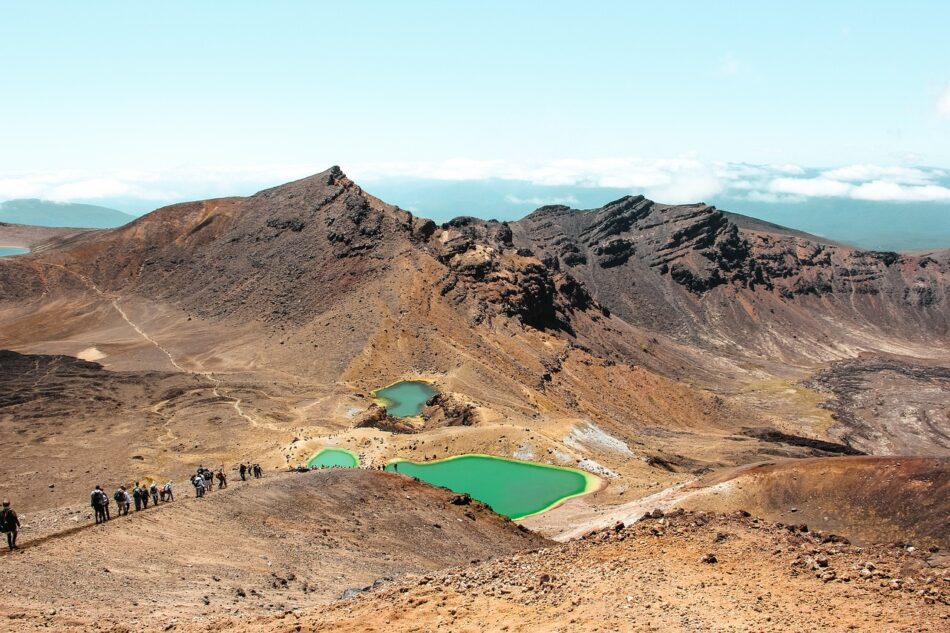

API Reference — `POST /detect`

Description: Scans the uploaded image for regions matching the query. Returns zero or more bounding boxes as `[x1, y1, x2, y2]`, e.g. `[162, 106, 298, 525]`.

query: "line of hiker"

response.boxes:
[191, 466, 228, 497]
[4, 462, 265, 552]
[238, 462, 263, 481]
[91, 480, 175, 524]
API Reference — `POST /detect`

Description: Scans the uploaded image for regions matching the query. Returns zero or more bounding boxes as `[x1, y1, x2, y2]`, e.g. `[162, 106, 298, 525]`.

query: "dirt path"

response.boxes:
[37, 262, 287, 449]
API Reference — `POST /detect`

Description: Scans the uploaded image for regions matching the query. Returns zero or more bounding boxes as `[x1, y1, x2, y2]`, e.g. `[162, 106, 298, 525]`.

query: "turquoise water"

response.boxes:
[385, 454, 597, 519]
[374, 381, 437, 417]
[0, 247, 28, 257]
[307, 447, 359, 468]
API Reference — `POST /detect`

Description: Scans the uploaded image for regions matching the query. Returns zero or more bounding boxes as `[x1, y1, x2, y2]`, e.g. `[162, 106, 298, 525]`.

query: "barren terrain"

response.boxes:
[0, 167, 947, 631]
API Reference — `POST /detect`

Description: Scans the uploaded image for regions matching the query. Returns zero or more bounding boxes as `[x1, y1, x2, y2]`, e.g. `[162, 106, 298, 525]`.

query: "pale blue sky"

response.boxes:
[2, 1, 950, 210]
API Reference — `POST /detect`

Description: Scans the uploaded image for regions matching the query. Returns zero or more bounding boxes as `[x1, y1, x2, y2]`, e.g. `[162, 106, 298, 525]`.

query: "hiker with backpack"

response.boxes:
[202, 468, 213, 492]
[253, 463, 262, 479]
[132, 483, 143, 512]
[163, 481, 174, 502]
[216, 468, 227, 489]
[114, 486, 131, 515]
[193, 474, 205, 498]
[239, 463, 247, 481]
[91, 486, 108, 524]
[1, 500, 20, 551]
[149, 482, 160, 506]
[140, 482, 149, 509]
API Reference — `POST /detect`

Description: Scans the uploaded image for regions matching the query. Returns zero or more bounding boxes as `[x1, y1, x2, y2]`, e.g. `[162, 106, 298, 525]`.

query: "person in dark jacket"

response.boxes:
[132, 483, 143, 512]
[90, 486, 107, 524]
[239, 463, 247, 481]
[0, 500, 20, 551]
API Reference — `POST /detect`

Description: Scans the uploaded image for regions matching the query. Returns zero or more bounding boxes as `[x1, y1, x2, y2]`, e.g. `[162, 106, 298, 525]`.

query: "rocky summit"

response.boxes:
[0, 168, 947, 632]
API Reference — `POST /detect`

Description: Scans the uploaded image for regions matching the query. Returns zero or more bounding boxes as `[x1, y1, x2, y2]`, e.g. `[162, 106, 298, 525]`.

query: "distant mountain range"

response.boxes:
[0, 198, 135, 228]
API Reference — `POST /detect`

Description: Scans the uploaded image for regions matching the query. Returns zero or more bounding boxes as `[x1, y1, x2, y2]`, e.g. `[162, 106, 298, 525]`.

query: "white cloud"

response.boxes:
[767, 170, 950, 202]
[850, 180, 950, 202]
[821, 164, 934, 185]
[353, 157, 724, 204]
[714, 52, 741, 78]
[2, 159, 949, 208]
[769, 177, 853, 197]
[938, 86, 950, 119]
[504, 194, 579, 206]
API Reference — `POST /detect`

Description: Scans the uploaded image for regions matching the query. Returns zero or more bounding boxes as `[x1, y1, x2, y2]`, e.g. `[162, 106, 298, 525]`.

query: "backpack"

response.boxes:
[150, 484, 158, 495]
[92, 490, 105, 506]
[164, 483, 172, 493]
[114, 490, 123, 503]
[0, 508, 13, 530]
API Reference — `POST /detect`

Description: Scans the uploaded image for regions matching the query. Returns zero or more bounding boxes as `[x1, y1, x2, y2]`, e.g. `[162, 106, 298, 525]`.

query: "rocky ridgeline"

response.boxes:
[2, 167, 946, 356]
[514, 194, 949, 302]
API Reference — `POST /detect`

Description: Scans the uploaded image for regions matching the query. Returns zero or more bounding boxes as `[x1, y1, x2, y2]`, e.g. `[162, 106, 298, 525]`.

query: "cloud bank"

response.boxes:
[938, 86, 950, 120]
[1, 159, 949, 208]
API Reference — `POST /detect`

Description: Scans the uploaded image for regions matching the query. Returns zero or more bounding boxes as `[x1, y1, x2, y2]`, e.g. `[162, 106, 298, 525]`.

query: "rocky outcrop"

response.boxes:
[354, 404, 419, 434]
[419, 393, 479, 428]
[423, 216, 601, 332]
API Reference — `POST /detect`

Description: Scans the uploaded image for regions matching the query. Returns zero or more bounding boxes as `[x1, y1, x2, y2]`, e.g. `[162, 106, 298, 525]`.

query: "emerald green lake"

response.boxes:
[374, 381, 437, 417]
[308, 447, 359, 468]
[385, 455, 597, 519]
[0, 247, 28, 257]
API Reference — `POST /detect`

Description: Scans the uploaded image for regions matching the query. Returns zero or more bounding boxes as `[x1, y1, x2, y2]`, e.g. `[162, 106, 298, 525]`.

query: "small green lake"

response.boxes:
[0, 247, 28, 257]
[385, 454, 598, 519]
[307, 447, 359, 468]
[373, 381, 438, 417]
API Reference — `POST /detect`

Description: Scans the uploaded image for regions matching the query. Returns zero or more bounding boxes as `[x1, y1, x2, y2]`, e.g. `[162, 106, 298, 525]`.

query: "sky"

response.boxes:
[2, 1, 950, 213]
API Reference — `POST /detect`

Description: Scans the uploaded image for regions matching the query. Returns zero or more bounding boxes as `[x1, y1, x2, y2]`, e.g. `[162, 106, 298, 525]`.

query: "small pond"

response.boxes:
[385, 454, 599, 519]
[0, 247, 29, 257]
[373, 380, 438, 417]
[308, 447, 359, 468]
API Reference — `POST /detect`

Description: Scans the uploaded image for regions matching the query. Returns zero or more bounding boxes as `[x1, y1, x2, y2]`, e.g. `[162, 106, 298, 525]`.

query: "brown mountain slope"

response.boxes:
[676, 456, 950, 549]
[189, 510, 949, 633]
[0, 469, 547, 632]
[0, 167, 947, 520]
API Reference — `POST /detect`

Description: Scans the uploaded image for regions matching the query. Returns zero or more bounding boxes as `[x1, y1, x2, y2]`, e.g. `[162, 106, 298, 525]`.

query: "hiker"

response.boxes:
[163, 481, 174, 502]
[102, 489, 111, 521]
[253, 463, 262, 479]
[149, 482, 160, 506]
[91, 486, 107, 524]
[132, 483, 143, 512]
[202, 468, 213, 492]
[239, 463, 247, 481]
[115, 486, 130, 516]
[140, 483, 149, 509]
[216, 469, 227, 489]
[193, 474, 205, 498]
[1, 500, 20, 551]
